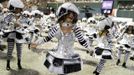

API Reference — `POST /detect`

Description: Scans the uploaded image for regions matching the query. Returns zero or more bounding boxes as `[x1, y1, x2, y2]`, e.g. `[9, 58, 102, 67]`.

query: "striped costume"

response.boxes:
[93, 32, 113, 74]
[35, 25, 89, 74]
[4, 13, 24, 61]
[116, 33, 134, 67]
[93, 16, 113, 75]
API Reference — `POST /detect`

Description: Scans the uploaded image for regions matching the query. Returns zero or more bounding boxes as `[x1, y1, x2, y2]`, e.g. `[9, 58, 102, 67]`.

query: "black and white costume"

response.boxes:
[35, 24, 89, 74]
[92, 16, 113, 75]
[5, 0, 25, 70]
[116, 23, 134, 68]
[34, 2, 90, 75]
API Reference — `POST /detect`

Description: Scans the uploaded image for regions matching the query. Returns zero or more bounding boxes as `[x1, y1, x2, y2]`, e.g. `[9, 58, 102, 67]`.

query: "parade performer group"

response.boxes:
[0, 0, 134, 75]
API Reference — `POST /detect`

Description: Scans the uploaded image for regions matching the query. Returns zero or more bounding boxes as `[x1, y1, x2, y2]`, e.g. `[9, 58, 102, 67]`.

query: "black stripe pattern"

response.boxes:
[44, 26, 58, 42]
[35, 26, 58, 45]
[73, 26, 88, 48]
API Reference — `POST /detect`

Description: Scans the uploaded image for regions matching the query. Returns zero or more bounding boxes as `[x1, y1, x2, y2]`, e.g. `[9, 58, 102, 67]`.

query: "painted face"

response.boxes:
[15, 8, 22, 14]
[61, 11, 76, 27]
[60, 11, 78, 34]
[60, 13, 75, 34]
[65, 12, 74, 22]
[15, 8, 23, 18]
[127, 26, 134, 34]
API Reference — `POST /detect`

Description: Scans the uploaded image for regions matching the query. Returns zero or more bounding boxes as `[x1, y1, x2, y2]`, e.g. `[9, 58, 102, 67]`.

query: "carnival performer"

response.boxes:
[92, 14, 113, 75]
[116, 22, 134, 68]
[31, 2, 92, 75]
[3, 0, 25, 70]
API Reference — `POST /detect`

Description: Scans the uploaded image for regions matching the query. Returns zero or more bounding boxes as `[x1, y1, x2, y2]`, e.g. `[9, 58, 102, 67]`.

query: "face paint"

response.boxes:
[16, 13, 21, 17]
[61, 22, 74, 34]
[62, 22, 73, 27]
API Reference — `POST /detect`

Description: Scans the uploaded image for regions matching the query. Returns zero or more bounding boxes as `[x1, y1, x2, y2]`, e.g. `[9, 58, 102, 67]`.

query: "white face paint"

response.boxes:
[62, 22, 73, 27]
[16, 13, 21, 17]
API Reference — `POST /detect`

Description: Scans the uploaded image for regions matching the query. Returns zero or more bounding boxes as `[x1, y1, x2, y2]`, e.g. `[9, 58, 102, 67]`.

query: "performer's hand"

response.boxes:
[87, 47, 94, 56]
[89, 50, 94, 56]
[30, 43, 38, 48]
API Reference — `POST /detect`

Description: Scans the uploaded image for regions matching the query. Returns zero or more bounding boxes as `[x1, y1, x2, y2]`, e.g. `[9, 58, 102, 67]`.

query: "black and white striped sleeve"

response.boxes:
[44, 26, 58, 42]
[74, 26, 89, 48]
[35, 26, 58, 45]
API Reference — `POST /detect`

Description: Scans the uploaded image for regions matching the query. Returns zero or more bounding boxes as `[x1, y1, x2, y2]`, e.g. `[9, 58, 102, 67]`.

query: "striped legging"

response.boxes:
[96, 59, 106, 73]
[117, 49, 130, 63]
[7, 41, 22, 60]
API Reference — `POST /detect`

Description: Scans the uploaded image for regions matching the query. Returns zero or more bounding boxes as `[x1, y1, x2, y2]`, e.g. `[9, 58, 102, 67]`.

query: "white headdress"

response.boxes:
[8, 0, 24, 9]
